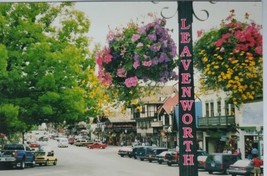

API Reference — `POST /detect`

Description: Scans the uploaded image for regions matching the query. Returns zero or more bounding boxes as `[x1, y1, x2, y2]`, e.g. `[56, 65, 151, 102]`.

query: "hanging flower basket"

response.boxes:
[194, 10, 263, 105]
[96, 17, 178, 105]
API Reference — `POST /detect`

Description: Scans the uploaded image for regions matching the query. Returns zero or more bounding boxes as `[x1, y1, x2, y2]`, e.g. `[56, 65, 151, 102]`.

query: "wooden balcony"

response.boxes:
[151, 121, 163, 127]
[197, 115, 235, 128]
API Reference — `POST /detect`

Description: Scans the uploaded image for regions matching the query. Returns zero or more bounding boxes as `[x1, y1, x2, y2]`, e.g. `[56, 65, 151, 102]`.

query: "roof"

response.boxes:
[108, 110, 134, 123]
[140, 86, 177, 103]
[157, 93, 179, 115]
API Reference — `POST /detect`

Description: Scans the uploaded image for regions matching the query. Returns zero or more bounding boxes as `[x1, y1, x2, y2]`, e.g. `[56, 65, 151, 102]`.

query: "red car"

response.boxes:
[87, 143, 107, 149]
[29, 142, 40, 149]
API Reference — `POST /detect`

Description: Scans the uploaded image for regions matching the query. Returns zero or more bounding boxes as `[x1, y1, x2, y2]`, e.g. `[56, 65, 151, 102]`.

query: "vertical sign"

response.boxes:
[178, 1, 198, 176]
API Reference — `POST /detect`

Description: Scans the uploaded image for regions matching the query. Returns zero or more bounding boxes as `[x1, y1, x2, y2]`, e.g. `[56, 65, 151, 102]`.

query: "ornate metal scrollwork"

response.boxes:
[158, 1, 215, 22]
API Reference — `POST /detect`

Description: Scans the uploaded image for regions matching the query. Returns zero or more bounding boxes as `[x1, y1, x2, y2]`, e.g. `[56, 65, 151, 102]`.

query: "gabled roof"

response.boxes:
[157, 93, 179, 115]
[140, 86, 177, 103]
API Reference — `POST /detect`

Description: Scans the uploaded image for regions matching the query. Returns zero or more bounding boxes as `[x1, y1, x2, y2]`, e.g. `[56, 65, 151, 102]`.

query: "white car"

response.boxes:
[57, 138, 69, 148]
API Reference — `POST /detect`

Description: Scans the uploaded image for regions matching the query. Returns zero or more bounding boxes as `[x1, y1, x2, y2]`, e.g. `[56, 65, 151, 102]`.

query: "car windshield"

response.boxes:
[35, 152, 46, 156]
[208, 155, 222, 162]
[158, 151, 168, 156]
[4, 144, 24, 150]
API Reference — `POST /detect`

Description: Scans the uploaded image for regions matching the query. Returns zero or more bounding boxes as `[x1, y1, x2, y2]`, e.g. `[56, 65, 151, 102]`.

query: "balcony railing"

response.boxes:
[197, 115, 235, 128]
[151, 121, 163, 127]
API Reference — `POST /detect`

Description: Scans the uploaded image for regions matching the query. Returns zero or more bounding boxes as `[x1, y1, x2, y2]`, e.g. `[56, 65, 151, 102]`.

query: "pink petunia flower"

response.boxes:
[124, 76, 138, 88]
[106, 31, 115, 41]
[131, 34, 140, 42]
[142, 60, 152, 67]
[117, 67, 127, 77]
[133, 61, 140, 69]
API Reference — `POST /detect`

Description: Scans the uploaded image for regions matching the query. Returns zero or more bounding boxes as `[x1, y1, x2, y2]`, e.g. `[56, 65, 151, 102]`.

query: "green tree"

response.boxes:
[0, 2, 95, 136]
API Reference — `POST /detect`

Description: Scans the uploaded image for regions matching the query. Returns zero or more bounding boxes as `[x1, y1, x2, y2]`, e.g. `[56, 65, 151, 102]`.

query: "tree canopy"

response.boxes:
[0, 2, 103, 136]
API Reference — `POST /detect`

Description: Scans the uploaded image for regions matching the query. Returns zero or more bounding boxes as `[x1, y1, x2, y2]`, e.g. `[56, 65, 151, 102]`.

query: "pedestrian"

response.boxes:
[252, 155, 263, 176]
[251, 147, 259, 158]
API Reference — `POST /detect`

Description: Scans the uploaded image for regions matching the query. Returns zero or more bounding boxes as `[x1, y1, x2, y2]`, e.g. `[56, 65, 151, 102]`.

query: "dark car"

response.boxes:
[205, 153, 239, 174]
[135, 146, 155, 161]
[197, 150, 208, 169]
[227, 159, 254, 176]
[145, 147, 168, 162]
[132, 146, 143, 159]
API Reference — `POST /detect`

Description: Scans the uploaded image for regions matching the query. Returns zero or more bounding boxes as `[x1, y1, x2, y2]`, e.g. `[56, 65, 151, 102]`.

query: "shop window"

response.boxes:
[205, 102, 209, 117]
[210, 102, 214, 117]
[225, 102, 229, 115]
[217, 100, 221, 115]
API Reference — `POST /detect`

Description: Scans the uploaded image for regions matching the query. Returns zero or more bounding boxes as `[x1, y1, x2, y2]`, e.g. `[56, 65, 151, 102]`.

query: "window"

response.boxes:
[217, 100, 221, 115]
[205, 103, 209, 117]
[225, 101, 229, 115]
[165, 114, 169, 125]
[141, 106, 145, 113]
[230, 104, 235, 115]
[210, 102, 214, 117]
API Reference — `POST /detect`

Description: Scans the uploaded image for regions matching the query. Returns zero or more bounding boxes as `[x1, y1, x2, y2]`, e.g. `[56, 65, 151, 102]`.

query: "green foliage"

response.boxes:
[0, 2, 95, 136]
[193, 12, 262, 105]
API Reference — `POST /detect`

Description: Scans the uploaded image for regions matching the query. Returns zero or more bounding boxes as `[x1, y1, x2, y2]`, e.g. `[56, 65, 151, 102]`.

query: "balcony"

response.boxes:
[197, 115, 235, 128]
[151, 121, 163, 127]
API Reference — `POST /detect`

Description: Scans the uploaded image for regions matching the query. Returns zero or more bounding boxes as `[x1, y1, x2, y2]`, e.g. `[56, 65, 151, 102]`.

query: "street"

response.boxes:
[0, 140, 229, 176]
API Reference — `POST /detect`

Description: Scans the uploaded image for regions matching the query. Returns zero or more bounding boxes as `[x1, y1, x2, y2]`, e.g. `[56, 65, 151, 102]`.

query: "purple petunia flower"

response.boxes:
[148, 34, 157, 41]
[137, 27, 146, 34]
[134, 53, 139, 61]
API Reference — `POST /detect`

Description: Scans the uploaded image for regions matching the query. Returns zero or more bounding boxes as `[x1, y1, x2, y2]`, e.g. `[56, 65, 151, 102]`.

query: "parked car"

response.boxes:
[74, 136, 92, 147]
[57, 137, 69, 148]
[156, 150, 173, 164]
[68, 136, 75, 145]
[35, 150, 57, 166]
[198, 155, 208, 169]
[166, 150, 179, 166]
[227, 159, 254, 176]
[145, 147, 168, 162]
[0, 144, 35, 169]
[205, 153, 239, 174]
[197, 150, 208, 169]
[135, 146, 155, 161]
[132, 146, 143, 159]
[87, 143, 107, 149]
[118, 146, 133, 157]
[28, 142, 40, 150]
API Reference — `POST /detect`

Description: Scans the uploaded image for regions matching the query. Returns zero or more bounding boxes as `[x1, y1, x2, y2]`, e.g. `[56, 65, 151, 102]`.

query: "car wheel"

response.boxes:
[120, 155, 124, 157]
[232, 174, 236, 176]
[45, 160, 49, 166]
[20, 159, 25, 169]
[167, 162, 172, 166]
[53, 160, 57, 165]
[208, 171, 213, 174]
[224, 170, 229, 175]
[140, 158, 144, 161]
[149, 160, 152, 163]
[31, 159, 35, 168]
[158, 160, 162, 164]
